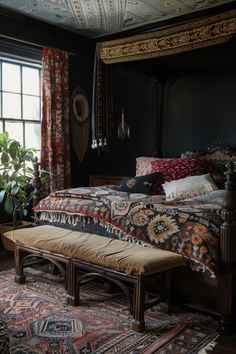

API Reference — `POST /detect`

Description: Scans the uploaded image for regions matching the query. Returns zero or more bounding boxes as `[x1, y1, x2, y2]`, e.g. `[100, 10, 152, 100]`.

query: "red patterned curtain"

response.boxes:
[41, 47, 71, 192]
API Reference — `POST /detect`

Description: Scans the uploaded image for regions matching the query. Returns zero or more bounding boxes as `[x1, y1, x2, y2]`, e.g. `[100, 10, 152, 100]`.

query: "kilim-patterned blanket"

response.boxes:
[34, 186, 223, 276]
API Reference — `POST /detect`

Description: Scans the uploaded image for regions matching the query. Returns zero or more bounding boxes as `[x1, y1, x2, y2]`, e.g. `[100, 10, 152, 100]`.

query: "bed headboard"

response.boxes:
[182, 142, 236, 161]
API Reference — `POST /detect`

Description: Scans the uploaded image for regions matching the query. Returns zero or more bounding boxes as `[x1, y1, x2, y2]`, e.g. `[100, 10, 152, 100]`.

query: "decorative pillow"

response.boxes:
[163, 173, 218, 201]
[181, 150, 205, 158]
[150, 158, 207, 182]
[118, 172, 162, 195]
[205, 159, 227, 189]
[181, 145, 236, 189]
[182, 189, 228, 205]
[136, 157, 160, 177]
[182, 154, 227, 188]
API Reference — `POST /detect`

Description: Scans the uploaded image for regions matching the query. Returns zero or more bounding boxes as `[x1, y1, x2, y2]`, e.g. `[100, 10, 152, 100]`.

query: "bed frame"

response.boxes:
[32, 143, 236, 334]
[173, 143, 236, 334]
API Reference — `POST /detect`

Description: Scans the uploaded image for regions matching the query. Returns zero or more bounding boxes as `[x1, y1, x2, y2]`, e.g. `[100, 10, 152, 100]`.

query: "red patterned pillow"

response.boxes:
[151, 158, 207, 183]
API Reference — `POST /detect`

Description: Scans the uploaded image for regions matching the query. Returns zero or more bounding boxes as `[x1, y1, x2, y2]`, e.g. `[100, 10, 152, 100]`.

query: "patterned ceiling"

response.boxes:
[0, 0, 233, 38]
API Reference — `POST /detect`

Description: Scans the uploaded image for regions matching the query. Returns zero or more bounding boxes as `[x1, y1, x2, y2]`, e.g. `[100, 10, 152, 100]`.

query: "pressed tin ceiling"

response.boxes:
[0, 0, 233, 38]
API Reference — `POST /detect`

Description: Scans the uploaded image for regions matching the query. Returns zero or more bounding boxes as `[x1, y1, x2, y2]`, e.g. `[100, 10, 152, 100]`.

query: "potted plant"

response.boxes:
[0, 132, 37, 250]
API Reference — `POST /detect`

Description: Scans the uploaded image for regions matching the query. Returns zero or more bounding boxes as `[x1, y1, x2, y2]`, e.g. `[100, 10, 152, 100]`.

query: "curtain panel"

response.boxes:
[41, 47, 71, 192]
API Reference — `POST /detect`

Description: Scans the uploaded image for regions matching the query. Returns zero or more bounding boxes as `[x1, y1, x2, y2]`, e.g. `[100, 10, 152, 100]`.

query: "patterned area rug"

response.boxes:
[0, 268, 219, 353]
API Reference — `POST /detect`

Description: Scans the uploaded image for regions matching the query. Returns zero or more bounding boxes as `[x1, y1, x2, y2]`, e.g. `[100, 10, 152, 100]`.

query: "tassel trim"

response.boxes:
[35, 210, 215, 276]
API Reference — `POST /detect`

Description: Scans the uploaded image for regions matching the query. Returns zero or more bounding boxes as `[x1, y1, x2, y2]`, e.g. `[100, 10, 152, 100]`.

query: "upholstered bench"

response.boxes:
[4, 225, 184, 332]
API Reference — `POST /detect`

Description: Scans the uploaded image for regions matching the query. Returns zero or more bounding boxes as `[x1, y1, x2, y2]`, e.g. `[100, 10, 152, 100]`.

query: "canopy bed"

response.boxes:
[31, 141, 236, 334]
[14, 9, 236, 334]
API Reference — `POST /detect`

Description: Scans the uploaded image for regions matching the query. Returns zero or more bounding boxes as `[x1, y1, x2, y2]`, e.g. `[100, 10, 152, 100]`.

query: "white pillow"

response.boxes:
[163, 173, 218, 201]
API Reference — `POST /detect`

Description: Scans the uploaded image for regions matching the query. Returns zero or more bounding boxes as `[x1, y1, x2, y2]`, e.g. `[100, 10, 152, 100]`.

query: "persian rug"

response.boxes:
[0, 268, 219, 353]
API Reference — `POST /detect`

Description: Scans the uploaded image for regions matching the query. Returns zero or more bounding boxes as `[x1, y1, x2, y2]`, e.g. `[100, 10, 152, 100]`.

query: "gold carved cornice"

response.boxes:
[100, 10, 236, 64]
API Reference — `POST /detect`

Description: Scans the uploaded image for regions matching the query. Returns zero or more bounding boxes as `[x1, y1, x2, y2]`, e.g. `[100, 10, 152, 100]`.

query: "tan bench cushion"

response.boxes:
[4, 225, 184, 276]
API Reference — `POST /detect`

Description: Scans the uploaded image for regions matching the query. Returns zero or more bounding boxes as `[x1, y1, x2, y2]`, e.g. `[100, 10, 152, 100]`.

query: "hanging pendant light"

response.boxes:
[118, 108, 130, 140]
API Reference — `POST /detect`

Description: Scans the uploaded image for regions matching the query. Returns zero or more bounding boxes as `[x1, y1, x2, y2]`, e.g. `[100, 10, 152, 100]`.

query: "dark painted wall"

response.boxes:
[93, 39, 236, 177]
[161, 68, 236, 157]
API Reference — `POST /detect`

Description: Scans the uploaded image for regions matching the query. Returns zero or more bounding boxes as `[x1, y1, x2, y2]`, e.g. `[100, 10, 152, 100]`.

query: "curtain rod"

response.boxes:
[0, 34, 75, 55]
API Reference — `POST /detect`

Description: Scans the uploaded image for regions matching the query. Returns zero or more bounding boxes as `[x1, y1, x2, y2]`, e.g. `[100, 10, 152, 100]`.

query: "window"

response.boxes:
[0, 57, 41, 153]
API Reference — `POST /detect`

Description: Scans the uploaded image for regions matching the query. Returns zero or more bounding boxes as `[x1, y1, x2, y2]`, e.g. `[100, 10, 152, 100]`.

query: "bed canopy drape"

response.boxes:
[91, 9, 236, 151]
[99, 9, 236, 64]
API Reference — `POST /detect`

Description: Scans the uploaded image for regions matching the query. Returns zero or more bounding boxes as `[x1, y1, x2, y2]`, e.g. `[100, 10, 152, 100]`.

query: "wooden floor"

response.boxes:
[0, 248, 236, 353]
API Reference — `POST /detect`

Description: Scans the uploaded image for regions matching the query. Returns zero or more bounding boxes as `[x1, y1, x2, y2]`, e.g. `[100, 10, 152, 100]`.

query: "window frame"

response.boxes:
[0, 56, 42, 150]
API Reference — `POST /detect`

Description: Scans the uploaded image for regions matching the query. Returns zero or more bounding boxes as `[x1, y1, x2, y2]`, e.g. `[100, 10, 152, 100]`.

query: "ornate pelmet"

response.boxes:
[100, 10, 236, 64]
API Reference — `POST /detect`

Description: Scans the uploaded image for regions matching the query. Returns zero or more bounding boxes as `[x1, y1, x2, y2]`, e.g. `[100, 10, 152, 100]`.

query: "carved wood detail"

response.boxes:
[220, 161, 236, 267]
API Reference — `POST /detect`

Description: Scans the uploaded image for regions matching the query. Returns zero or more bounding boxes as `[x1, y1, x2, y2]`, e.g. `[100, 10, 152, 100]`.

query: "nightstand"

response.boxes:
[89, 175, 123, 187]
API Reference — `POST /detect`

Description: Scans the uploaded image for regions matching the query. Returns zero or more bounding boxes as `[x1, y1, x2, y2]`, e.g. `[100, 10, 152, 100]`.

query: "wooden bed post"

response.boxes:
[220, 161, 236, 267]
[32, 157, 42, 207]
[218, 161, 236, 334]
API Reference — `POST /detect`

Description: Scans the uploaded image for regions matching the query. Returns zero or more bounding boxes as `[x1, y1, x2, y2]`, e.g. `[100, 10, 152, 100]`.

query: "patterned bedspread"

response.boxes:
[34, 186, 223, 276]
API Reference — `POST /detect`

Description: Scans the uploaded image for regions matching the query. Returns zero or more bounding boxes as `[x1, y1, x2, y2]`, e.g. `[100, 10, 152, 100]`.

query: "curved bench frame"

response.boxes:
[14, 242, 170, 333]
[68, 258, 169, 332]
[14, 243, 70, 289]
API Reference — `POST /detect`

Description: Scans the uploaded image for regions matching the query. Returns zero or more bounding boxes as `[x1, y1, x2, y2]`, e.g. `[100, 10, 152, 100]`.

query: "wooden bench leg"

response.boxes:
[14, 244, 25, 284]
[132, 276, 145, 332]
[67, 261, 79, 306]
[158, 270, 172, 314]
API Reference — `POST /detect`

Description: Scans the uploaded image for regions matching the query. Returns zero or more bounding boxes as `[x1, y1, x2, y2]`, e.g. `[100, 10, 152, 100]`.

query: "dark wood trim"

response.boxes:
[220, 161, 236, 267]
[89, 175, 123, 187]
[32, 157, 43, 207]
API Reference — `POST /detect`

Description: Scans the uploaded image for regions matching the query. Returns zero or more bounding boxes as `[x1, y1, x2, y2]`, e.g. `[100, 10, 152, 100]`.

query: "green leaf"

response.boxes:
[8, 141, 19, 159]
[11, 185, 20, 196]
[4, 196, 14, 215]
[0, 132, 9, 149]
[1, 151, 10, 164]
[0, 189, 6, 204]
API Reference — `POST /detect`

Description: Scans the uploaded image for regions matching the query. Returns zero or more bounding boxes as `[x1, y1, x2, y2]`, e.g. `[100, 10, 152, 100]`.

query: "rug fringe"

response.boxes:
[197, 335, 219, 354]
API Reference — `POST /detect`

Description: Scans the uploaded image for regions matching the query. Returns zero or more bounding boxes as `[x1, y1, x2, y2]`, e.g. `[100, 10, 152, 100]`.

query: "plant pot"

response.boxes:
[0, 220, 33, 252]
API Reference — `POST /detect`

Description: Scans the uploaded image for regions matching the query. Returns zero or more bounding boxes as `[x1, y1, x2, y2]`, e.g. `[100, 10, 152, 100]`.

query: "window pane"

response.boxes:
[23, 95, 40, 120]
[0, 121, 3, 133]
[25, 123, 40, 150]
[3, 93, 21, 118]
[5, 121, 23, 144]
[2, 62, 21, 93]
[23, 67, 40, 95]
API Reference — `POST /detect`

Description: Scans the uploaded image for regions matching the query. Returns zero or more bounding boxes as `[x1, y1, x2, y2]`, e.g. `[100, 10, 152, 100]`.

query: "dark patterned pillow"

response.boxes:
[206, 159, 227, 189]
[118, 172, 162, 195]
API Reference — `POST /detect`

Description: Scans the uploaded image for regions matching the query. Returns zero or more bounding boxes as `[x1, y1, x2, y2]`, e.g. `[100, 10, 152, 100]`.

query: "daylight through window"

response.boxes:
[0, 57, 41, 153]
